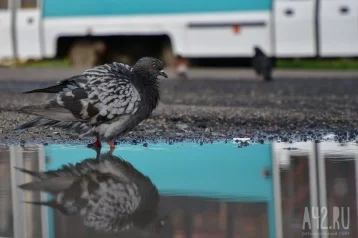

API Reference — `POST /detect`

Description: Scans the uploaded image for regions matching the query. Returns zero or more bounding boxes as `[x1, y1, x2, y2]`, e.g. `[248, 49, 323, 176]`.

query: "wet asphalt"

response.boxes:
[0, 68, 357, 146]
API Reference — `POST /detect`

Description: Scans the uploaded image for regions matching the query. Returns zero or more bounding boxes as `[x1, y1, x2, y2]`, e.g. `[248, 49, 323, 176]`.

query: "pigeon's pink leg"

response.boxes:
[254, 74, 265, 83]
[87, 137, 102, 148]
[254, 74, 261, 81]
[107, 141, 116, 155]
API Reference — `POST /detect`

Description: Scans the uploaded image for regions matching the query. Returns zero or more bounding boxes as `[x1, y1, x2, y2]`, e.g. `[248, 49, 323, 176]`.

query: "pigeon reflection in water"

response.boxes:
[16, 152, 166, 234]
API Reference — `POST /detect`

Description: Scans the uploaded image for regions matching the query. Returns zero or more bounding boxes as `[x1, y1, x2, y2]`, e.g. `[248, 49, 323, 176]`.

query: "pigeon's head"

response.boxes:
[149, 215, 168, 233]
[133, 57, 168, 80]
[254, 46, 264, 55]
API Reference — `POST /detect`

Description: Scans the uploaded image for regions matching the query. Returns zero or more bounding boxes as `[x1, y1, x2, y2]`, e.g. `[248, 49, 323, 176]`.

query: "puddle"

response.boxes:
[0, 141, 357, 238]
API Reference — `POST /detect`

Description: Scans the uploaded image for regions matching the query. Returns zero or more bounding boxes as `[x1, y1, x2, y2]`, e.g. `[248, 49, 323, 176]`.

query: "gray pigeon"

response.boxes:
[16, 152, 166, 234]
[252, 46, 273, 82]
[14, 57, 167, 150]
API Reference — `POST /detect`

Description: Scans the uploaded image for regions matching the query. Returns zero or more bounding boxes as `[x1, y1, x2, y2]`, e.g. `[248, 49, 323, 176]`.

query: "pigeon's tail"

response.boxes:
[18, 102, 84, 122]
[18, 176, 75, 195]
[19, 180, 58, 194]
[18, 105, 49, 116]
[14, 167, 41, 178]
[14, 117, 90, 134]
[23, 200, 74, 215]
[23, 86, 60, 94]
[14, 117, 45, 131]
[22, 81, 74, 94]
[23, 200, 57, 208]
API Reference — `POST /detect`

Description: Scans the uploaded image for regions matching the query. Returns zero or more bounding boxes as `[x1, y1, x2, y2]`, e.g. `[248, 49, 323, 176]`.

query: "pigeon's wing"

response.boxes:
[81, 156, 158, 232]
[77, 62, 141, 124]
[74, 172, 142, 232]
[253, 54, 266, 75]
[22, 75, 89, 94]
[260, 55, 272, 80]
[19, 63, 141, 124]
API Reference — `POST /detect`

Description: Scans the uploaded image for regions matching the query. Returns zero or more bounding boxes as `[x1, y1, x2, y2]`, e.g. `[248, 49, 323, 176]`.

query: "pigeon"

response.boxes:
[14, 57, 167, 150]
[252, 46, 273, 82]
[15, 152, 166, 234]
[173, 55, 189, 79]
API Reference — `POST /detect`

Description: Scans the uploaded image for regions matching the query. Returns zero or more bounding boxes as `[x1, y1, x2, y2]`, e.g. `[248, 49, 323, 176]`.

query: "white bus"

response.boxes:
[0, 0, 357, 66]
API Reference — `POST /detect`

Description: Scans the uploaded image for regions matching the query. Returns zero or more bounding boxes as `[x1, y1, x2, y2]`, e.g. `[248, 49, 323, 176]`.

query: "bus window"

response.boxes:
[0, 0, 8, 9]
[21, 0, 37, 8]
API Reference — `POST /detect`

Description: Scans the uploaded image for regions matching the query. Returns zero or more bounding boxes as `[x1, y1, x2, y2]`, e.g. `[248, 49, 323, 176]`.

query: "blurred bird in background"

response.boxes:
[15, 152, 167, 234]
[252, 46, 273, 82]
[173, 55, 189, 79]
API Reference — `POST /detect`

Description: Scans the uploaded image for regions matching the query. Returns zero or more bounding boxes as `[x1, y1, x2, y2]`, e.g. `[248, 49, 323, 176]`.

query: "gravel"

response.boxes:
[0, 72, 357, 145]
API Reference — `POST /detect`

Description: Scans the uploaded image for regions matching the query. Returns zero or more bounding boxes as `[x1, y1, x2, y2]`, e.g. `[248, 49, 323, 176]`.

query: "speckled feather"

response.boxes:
[16, 153, 160, 233]
[55, 63, 141, 123]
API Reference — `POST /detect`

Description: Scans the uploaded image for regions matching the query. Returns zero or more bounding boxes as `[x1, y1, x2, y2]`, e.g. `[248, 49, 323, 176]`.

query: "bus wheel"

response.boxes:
[69, 40, 107, 68]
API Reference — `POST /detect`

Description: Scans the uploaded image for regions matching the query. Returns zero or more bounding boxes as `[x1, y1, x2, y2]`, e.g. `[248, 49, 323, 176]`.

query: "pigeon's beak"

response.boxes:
[159, 70, 168, 79]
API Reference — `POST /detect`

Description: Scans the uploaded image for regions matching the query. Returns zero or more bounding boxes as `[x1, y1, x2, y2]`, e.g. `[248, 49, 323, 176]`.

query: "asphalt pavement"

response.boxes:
[0, 67, 357, 145]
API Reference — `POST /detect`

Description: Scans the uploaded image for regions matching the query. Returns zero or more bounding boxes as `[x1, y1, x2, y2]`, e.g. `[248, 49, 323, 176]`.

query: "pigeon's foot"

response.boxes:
[91, 147, 102, 159]
[87, 137, 102, 159]
[178, 72, 188, 80]
[254, 75, 265, 83]
[87, 137, 102, 149]
[107, 141, 116, 155]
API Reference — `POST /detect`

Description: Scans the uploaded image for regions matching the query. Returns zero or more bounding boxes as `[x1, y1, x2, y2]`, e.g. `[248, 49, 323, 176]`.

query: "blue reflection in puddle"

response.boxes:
[43, 142, 276, 238]
[1, 142, 276, 238]
[45, 142, 273, 201]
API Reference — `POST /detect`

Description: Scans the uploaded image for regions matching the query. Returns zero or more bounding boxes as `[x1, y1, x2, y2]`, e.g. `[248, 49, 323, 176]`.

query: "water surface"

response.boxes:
[0, 141, 357, 238]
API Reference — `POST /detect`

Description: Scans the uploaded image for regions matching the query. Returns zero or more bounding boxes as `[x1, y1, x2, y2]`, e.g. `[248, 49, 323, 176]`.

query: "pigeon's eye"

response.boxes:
[152, 64, 157, 69]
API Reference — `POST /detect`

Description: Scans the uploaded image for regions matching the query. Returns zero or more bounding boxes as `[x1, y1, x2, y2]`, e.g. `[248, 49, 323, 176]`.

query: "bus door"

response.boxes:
[15, 0, 42, 59]
[319, 0, 358, 57]
[0, 0, 14, 60]
[274, 0, 317, 57]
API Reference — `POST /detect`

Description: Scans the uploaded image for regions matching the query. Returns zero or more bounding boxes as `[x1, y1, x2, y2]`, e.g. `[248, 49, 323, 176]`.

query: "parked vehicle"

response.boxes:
[0, 0, 357, 66]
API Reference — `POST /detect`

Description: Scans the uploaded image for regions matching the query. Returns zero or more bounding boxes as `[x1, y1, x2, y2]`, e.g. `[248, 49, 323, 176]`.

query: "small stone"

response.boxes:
[176, 123, 188, 130]
[143, 143, 148, 147]
[204, 128, 211, 137]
